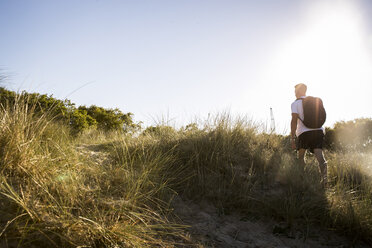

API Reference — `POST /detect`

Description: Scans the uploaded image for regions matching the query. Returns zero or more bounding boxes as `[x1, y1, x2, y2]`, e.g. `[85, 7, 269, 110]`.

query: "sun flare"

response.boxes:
[264, 1, 372, 127]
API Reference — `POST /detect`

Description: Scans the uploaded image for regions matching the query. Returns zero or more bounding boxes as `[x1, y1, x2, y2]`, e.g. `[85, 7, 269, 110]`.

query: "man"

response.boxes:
[291, 83, 327, 186]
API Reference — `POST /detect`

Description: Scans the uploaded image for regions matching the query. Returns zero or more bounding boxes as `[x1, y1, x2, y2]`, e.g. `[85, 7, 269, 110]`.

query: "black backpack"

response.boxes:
[297, 96, 326, 128]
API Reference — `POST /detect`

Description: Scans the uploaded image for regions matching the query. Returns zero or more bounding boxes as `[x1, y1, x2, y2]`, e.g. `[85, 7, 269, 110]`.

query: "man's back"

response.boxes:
[291, 96, 323, 137]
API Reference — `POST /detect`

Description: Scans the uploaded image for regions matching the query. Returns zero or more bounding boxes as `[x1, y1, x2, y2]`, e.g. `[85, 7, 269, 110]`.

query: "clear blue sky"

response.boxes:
[1, 0, 372, 132]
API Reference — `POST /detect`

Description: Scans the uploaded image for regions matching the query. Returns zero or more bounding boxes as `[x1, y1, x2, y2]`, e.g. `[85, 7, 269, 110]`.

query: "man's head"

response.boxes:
[294, 83, 307, 98]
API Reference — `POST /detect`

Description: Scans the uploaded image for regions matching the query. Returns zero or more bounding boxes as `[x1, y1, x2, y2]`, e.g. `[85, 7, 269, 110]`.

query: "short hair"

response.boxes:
[294, 83, 307, 94]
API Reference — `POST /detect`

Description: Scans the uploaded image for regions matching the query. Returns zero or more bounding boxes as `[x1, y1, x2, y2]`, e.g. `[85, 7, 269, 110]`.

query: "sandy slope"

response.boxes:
[172, 196, 369, 248]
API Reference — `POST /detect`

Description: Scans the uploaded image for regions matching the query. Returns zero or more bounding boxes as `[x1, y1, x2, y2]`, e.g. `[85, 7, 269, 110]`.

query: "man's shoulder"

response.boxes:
[291, 99, 302, 106]
[291, 99, 302, 113]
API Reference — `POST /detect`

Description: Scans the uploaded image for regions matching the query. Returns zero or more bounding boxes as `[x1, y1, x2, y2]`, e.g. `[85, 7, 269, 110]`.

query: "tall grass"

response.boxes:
[1, 97, 371, 246]
[106, 114, 372, 245]
[0, 95, 186, 247]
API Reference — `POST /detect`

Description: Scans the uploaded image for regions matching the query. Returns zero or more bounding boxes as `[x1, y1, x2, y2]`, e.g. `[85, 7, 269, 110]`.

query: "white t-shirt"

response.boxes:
[291, 96, 324, 137]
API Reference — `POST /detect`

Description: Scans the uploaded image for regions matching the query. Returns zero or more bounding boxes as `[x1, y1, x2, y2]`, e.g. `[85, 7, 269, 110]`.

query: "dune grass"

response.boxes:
[0, 96, 186, 247]
[0, 98, 371, 247]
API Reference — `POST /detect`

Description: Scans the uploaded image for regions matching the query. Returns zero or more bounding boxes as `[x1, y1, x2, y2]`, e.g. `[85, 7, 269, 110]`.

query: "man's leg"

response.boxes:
[298, 148, 306, 167]
[314, 148, 327, 186]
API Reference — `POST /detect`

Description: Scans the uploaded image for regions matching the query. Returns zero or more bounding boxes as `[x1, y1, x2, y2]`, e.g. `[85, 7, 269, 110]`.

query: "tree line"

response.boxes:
[0, 87, 139, 134]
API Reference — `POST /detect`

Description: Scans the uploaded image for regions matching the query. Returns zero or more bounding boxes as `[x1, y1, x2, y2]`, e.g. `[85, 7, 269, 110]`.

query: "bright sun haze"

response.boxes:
[262, 0, 372, 132]
[0, 0, 371, 131]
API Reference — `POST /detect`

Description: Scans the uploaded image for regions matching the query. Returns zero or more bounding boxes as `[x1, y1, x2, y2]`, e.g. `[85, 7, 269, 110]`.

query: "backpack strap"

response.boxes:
[295, 98, 304, 122]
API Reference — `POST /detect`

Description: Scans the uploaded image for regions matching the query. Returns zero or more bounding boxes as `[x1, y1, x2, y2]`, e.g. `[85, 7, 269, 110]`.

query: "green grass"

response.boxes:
[0, 98, 371, 247]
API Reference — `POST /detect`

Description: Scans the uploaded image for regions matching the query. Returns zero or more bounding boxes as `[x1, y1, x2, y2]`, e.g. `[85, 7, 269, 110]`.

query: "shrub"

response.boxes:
[0, 87, 138, 134]
[325, 118, 372, 151]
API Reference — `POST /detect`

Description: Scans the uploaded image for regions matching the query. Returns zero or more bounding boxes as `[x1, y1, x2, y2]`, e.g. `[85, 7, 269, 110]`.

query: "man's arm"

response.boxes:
[291, 113, 298, 149]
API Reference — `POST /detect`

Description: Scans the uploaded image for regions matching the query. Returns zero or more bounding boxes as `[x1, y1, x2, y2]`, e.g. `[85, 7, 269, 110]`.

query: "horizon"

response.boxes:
[1, 0, 372, 133]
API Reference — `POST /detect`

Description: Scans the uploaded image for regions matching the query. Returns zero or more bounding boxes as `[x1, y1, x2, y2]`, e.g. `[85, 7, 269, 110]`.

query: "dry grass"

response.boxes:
[0, 98, 371, 247]
[0, 96, 186, 247]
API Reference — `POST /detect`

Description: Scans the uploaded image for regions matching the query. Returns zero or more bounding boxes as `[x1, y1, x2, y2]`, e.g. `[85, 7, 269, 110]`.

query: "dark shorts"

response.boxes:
[297, 130, 324, 153]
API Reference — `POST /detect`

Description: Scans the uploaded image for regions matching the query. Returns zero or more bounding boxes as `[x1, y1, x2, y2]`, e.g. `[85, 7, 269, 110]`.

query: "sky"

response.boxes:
[1, 0, 372, 133]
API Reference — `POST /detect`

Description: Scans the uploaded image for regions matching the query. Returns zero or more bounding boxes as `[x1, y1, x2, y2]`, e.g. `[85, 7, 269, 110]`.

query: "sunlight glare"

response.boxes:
[264, 0, 372, 127]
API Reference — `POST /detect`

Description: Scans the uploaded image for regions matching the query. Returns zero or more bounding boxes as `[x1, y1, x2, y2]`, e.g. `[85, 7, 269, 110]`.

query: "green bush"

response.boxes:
[0, 87, 138, 134]
[78, 105, 136, 132]
[142, 125, 178, 138]
[325, 118, 372, 151]
[70, 108, 98, 132]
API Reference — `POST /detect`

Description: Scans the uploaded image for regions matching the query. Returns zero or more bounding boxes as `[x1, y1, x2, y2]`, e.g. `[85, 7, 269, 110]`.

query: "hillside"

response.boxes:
[0, 93, 371, 247]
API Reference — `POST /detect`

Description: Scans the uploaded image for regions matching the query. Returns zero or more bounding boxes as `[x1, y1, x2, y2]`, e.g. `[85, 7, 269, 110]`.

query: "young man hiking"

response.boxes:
[291, 83, 328, 187]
